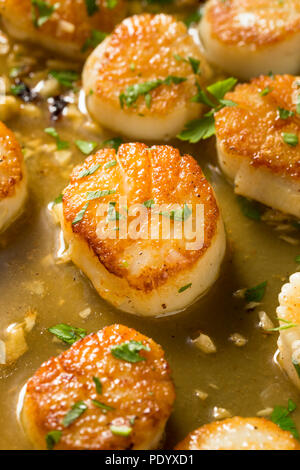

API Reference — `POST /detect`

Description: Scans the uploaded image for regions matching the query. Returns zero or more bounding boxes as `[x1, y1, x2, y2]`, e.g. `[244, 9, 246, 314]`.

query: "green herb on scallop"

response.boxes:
[244, 281, 267, 303]
[93, 376, 102, 394]
[53, 193, 63, 205]
[119, 76, 187, 109]
[177, 115, 215, 143]
[75, 140, 98, 155]
[282, 132, 298, 147]
[48, 323, 87, 344]
[268, 318, 299, 332]
[87, 189, 116, 200]
[271, 399, 299, 440]
[85, 0, 99, 16]
[260, 86, 273, 97]
[104, 160, 117, 169]
[278, 108, 294, 120]
[49, 70, 79, 89]
[78, 163, 101, 178]
[62, 401, 87, 427]
[143, 199, 154, 208]
[82, 29, 108, 53]
[160, 203, 192, 221]
[31, 0, 58, 28]
[184, 10, 202, 27]
[111, 340, 150, 363]
[72, 202, 89, 225]
[107, 201, 123, 221]
[110, 425, 132, 436]
[45, 430, 62, 450]
[44, 127, 69, 150]
[178, 283, 192, 293]
[92, 400, 115, 412]
[174, 54, 200, 74]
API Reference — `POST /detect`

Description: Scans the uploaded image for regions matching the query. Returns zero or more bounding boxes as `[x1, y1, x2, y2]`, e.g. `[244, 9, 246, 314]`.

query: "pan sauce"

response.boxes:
[0, 3, 300, 450]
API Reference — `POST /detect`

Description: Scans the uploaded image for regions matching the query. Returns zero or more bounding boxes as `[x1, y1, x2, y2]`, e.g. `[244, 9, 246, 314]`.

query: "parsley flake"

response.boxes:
[45, 430, 62, 450]
[62, 401, 87, 428]
[111, 340, 150, 363]
[48, 323, 87, 345]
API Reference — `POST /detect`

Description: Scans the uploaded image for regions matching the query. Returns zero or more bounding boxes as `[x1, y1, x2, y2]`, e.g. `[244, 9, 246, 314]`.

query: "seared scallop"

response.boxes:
[83, 14, 213, 140]
[199, 0, 300, 80]
[0, 121, 27, 232]
[0, 0, 127, 59]
[175, 417, 300, 450]
[57, 143, 226, 317]
[277, 272, 300, 390]
[215, 74, 300, 219]
[22, 324, 175, 450]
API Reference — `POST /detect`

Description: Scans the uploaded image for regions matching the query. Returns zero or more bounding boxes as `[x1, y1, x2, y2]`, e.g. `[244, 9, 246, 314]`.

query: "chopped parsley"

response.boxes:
[143, 199, 154, 208]
[110, 425, 132, 437]
[260, 86, 273, 96]
[178, 77, 237, 143]
[111, 340, 150, 363]
[78, 163, 101, 178]
[31, 0, 58, 28]
[72, 202, 89, 225]
[44, 127, 69, 150]
[49, 70, 79, 89]
[53, 193, 63, 205]
[87, 189, 116, 200]
[161, 203, 192, 221]
[107, 201, 122, 221]
[244, 281, 267, 303]
[81, 29, 107, 52]
[104, 160, 117, 169]
[92, 400, 115, 412]
[101, 137, 123, 152]
[178, 283, 192, 293]
[268, 318, 299, 332]
[62, 401, 87, 428]
[295, 255, 300, 263]
[85, 0, 99, 16]
[174, 54, 200, 74]
[93, 376, 102, 394]
[45, 430, 62, 450]
[119, 76, 187, 109]
[271, 399, 299, 440]
[106, 0, 118, 7]
[278, 108, 294, 120]
[75, 140, 98, 155]
[48, 323, 87, 344]
[282, 132, 298, 147]
[237, 196, 262, 221]
[184, 10, 202, 27]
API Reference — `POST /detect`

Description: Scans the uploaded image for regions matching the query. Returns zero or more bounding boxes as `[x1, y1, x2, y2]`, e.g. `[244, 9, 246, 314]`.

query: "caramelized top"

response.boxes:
[215, 75, 300, 180]
[0, 0, 126, 51]
[63, 143, 220, 292]
[175, 417, 300, 450]
[23, 324, 175, 450]
[89, 14, 212, 115]
[0, 121, 24, 199]
[206, 0, 300, 46]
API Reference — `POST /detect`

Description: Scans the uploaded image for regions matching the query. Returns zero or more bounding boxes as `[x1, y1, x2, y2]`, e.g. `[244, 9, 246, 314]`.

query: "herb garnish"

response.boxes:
[82, 29, 107, 52]
[93, 376, 102, 394]
[31, 0, 58, 28]
[44, 127, 69, 150]
[53, 193, 63, 205]
[237, 196, 262, 221]
[271, 399, 299, 440]
[174, 54, 200, 74]
[260, 86, 273, 96]
[184, 10, 202, 27]
[48, 323, 87, 344]
[72, 202, 89, 225]
[87, 189, 116, 200]
[106, 0, 117, 7]
[143, 199, 154, 208]
[85, 0, 99, 16]
[178, 77, 237, 143]
[107, 201, 122, 221]
[102, 137, 123, 152]
[104, 160, 117, 169]
[92, 400, 115, 412]
[278, 108, 294, 120]
[244, 281, 267, 302]
[119, 76, 187, 109]
[45, 430, 62, 450]
[160, 203, 192, 221]
[295, 255, 300, 263]
[62, 401, 87, 427]
[178, 283, 192, 293]
[282, 132, 298, 147]
[75, 140, 98, 155]
[110, 425, 132, 437]
[49, 70, 79, 89]
[111, 340, 150, 363]
[268, 318, 299, 332]
[78, 163, 101, 178]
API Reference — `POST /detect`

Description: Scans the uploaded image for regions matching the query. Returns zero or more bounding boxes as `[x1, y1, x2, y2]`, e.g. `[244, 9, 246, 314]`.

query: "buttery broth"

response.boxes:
[0, 2, 300, 450]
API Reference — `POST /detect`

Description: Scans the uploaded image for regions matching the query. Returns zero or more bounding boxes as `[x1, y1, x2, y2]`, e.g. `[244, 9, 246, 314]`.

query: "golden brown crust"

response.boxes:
[175, 417, 300, 450]
[206, 0, 300, 47]
[90, 13, 211, 115]
[0, 0, 127, 50]
[215, 74, 300, 180]
[23, 324, 175, 450]
[0, 121, 24, 199]
[62, 143, 220, 292]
